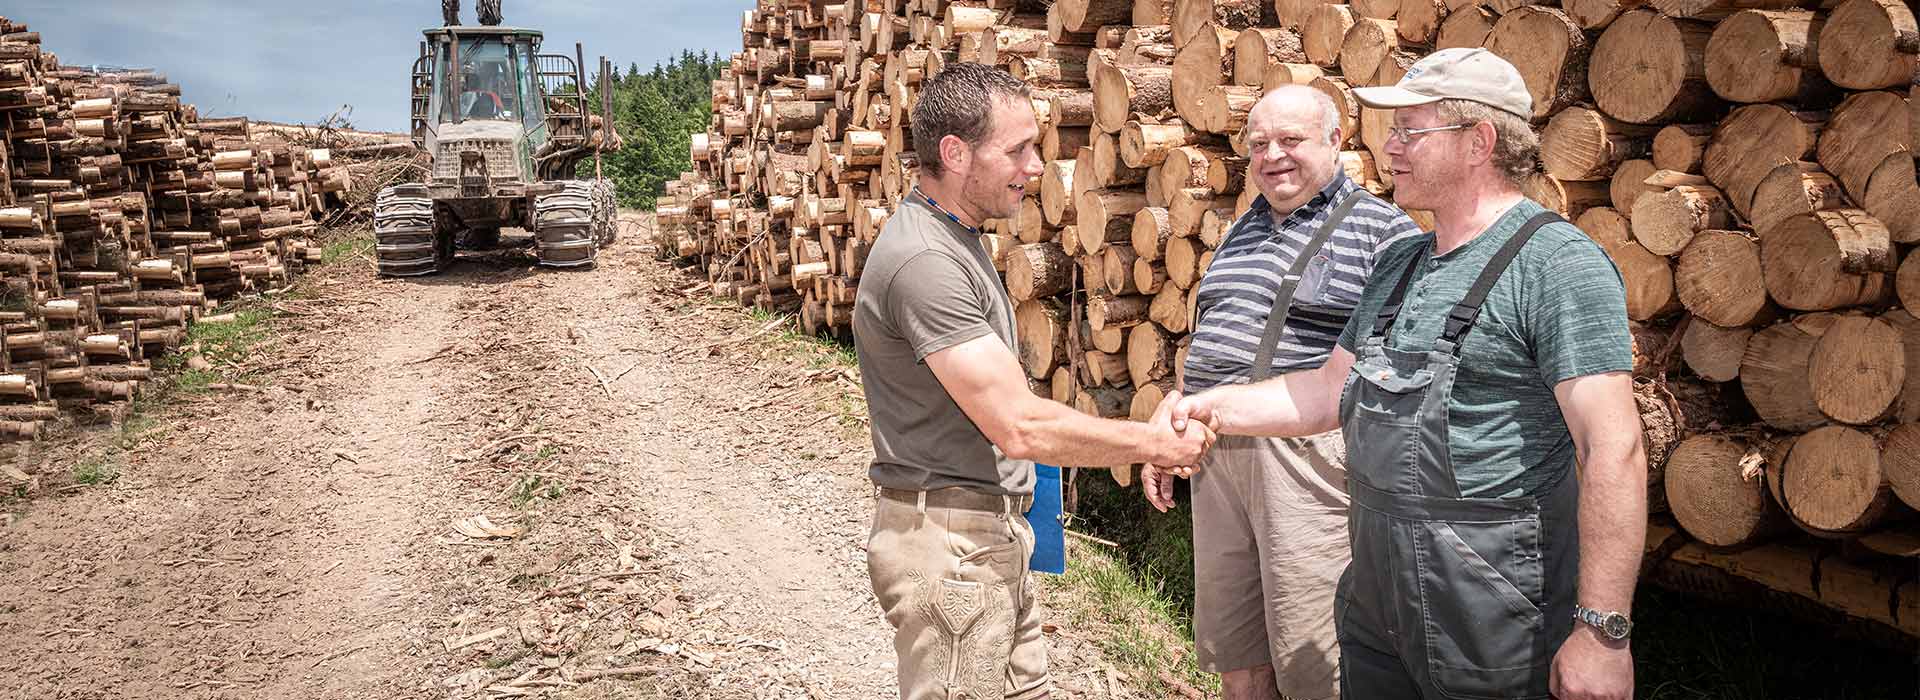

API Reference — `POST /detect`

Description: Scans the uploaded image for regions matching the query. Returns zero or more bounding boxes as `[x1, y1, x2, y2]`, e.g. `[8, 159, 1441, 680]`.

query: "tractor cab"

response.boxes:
[411, 26, 590, 197]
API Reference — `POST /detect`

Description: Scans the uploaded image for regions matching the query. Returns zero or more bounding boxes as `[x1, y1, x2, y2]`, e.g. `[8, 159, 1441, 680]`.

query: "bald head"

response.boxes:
[1247, 84, 1341, 146]
[1242, 84, 1345, 212]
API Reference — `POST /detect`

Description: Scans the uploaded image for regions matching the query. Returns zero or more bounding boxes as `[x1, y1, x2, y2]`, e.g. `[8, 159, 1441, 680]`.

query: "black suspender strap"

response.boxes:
[1249, 193, 1365, 381]
[1438, 211, 1564, 354]
[1370, 211, 1565, 353]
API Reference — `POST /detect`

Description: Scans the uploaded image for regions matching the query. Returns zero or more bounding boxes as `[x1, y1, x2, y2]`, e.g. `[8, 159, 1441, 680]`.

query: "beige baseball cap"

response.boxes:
[1351, 48, 1532, 119]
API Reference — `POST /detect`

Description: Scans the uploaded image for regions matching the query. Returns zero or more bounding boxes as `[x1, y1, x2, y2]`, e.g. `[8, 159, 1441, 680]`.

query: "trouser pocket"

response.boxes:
[1414, 518, 1552, 700]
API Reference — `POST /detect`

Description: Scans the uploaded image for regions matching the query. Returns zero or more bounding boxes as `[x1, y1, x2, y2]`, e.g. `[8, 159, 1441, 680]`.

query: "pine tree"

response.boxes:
[590, 51, 723, 209]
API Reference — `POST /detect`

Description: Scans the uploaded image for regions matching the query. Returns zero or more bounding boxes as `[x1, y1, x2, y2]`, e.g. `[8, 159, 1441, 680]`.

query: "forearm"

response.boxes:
[1206, 369, 1340, 438]
[1010, 399, 1167, 467]
[1575, 448, 1647, 614]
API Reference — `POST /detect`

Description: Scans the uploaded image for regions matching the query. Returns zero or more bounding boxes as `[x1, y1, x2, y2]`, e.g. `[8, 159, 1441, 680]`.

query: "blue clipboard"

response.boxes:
[1026, 464, 1068, 575]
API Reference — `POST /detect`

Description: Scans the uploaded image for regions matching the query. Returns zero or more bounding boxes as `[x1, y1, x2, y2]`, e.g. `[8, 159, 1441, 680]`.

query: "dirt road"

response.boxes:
[0, 219, 1139, 699]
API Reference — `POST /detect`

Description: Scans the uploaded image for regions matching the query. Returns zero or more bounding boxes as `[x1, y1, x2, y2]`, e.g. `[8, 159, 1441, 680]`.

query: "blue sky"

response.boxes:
[7, 0, 745, 132]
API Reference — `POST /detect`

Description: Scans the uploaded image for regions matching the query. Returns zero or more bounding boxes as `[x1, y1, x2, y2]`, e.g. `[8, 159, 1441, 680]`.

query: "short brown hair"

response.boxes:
[1436, 98, 1539, 183]
[911, 63, 1032, 179]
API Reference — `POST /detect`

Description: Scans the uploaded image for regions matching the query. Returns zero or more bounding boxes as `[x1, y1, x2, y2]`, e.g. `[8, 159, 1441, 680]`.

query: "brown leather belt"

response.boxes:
[879, 486, 1033, 514]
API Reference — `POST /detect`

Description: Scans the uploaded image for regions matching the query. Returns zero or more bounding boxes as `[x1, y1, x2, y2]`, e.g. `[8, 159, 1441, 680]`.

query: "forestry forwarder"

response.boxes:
[372, 0, 624, 275]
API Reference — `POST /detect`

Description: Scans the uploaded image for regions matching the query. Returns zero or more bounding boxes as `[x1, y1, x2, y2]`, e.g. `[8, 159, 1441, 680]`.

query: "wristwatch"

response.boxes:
[1573, 606, 1633, 641]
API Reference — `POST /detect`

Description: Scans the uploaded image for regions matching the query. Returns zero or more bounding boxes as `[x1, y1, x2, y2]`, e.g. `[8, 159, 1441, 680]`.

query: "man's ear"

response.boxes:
[939, 133, 971, 178]
[1469, 121, 1497, 166]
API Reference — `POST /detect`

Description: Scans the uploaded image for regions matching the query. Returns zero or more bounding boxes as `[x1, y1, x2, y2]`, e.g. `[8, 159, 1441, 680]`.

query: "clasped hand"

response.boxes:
[1141, 390, 1218, 512]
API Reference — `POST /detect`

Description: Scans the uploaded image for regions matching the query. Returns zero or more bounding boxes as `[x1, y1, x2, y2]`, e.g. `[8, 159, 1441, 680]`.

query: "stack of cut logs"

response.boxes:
[0, 16, 354, 441]
[663, 0, 1920, 639]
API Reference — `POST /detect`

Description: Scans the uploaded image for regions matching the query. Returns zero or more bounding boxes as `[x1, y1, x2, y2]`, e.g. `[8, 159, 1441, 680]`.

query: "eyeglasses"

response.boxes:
[1386, 123, 1472, 145]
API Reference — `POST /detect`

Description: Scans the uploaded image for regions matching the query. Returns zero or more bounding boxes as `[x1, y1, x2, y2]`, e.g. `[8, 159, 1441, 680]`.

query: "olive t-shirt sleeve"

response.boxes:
[886, 251, 997, 362]
[1525, 236, 1635, 386]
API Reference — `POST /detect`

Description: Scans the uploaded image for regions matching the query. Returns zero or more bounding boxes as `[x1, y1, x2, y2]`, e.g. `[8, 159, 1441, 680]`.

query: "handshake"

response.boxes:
[1140, 390, 1218, 513]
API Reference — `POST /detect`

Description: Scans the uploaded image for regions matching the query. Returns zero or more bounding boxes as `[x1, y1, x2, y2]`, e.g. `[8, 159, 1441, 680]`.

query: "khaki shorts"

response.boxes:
[1191, 431, 1352, 700]
[868, 487, 1050, 700]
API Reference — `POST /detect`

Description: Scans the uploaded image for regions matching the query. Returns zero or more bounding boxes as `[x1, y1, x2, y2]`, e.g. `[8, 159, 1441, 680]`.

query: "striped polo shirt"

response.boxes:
[1184, 173, 1424, 392]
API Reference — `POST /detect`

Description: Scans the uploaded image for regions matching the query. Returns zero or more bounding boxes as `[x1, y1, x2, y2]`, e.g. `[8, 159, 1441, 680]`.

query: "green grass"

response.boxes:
[506, 473, 564, 510]
[70, 455, 120, 485]
[1051, 537, 1217, 697]
[154, 307, 277, 398]
[320, 232, 374, 266]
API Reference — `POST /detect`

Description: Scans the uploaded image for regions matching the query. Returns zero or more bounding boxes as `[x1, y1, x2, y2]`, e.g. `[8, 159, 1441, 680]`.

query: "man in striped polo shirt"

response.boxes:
[1141, 84, 1421, 700]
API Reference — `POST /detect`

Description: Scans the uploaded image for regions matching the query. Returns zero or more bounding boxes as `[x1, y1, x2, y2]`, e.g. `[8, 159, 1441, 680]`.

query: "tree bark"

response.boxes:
[1093, 63, 1176, 133]
[1173, 0, 1275, 48]
[1008, 242, 1075, 300]
[1017, 298, 1072, 379]
[1120, 121, 1201, 168]
[1088, 292, 1153, 330]
[1233, 28, 1307, 85]
[1060, 0, 1137, 31]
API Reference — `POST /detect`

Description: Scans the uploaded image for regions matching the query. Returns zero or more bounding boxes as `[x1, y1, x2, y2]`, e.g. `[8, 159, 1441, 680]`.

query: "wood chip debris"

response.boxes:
[442, 625, 510, 652]
[452, 515, 523, 540]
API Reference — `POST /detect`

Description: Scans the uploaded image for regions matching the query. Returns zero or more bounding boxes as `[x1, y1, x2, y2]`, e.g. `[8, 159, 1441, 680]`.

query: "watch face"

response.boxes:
[1602, 614, 1630, 639]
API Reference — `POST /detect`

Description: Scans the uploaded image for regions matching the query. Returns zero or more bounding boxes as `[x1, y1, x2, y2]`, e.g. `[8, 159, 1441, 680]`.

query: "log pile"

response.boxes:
[664, 0, 1919, 639]
[0, 16, 355, 440]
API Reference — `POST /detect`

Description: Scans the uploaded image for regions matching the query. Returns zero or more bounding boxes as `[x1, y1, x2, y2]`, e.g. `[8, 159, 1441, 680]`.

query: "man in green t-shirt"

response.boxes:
[1165, 49, 1646, 700]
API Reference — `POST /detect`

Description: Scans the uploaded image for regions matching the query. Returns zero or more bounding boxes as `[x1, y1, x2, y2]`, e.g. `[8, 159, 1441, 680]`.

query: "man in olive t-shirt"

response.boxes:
[853, 63, 1215, 700]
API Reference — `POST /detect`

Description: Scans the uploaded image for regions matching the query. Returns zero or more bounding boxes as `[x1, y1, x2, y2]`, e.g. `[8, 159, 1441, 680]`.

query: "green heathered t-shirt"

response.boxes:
[1336, 198, 1634, 497]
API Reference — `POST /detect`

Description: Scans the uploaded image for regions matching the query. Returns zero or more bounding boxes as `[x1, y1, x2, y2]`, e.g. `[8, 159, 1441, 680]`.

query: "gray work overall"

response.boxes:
[1333, 212, 1580, 699]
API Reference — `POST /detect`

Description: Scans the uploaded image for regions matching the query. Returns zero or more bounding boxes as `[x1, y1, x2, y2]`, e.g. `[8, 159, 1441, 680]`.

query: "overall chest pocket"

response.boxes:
[1345, 363, 1432, 428]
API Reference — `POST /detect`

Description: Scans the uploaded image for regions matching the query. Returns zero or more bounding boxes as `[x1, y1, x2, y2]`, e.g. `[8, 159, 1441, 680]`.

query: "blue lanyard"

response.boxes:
[913, 187, 980, 236]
